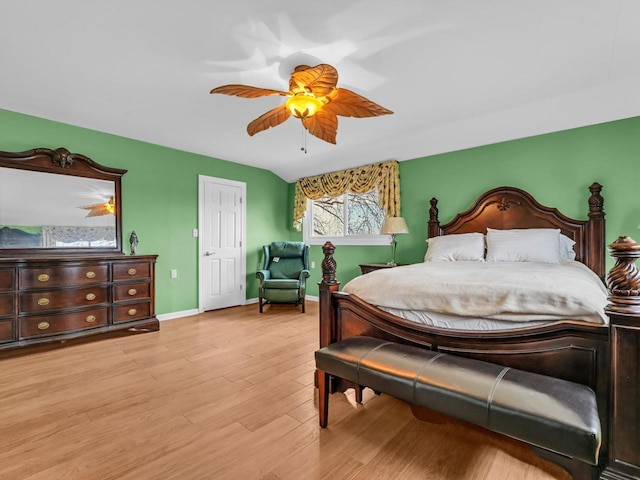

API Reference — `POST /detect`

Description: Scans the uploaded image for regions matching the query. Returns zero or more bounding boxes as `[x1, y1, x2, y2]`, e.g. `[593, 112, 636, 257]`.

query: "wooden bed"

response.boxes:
[318, 183, 640, 478]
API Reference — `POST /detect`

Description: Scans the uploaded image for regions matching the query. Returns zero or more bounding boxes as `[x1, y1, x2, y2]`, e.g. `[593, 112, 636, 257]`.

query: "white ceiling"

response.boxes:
[2, 1, 639, 182]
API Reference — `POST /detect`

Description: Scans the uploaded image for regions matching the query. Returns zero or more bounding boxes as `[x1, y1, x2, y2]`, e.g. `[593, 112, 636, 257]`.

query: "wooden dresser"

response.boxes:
[0, 254, 158, 351]
[0, 147, 160, 352]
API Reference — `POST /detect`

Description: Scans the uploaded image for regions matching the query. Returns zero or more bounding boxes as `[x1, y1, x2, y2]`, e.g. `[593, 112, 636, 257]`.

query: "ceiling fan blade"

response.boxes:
[82, 207, 108, 218]
[290, 64, 338, 98]
[324, 88, 393, 117]
[79, 204, 110, 217]
[210, 84, 289, 98]
[302, 110, 337, 144]
[247, 105, 291, 136]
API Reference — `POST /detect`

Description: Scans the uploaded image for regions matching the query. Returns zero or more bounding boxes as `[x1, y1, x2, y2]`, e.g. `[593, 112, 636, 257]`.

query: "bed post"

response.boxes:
[319, 241, 339, 349]
[428, 197, 441, 238]
[317, 242, 340, 395]
[601, 236, 640, 480]
[587, 182, 605, 280]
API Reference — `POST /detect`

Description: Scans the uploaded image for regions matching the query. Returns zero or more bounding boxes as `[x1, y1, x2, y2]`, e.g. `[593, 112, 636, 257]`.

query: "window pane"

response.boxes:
[312, 195, 344, 236]
[347, 189, 385, 235]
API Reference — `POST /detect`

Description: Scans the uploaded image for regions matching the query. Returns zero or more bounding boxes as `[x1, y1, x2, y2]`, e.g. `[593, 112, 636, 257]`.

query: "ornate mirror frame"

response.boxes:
[0, 147, 126, 255]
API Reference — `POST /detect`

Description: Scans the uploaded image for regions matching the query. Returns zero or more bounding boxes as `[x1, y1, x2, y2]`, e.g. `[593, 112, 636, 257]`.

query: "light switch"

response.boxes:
[170, 269, 177, 278]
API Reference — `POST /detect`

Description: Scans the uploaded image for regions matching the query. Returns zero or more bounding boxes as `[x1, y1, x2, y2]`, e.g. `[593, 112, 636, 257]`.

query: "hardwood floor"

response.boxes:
[0, 302, 569, 480]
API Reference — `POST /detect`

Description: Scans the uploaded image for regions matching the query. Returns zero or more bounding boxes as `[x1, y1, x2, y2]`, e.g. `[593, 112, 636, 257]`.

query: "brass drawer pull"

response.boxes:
[85, 271, 96, 279]
[85, 293, 96, 301]
[37, 321, 50, 330]
[37, 298, 50, 306]
[37, 274, 50, 282]
[128, 268, 137, 276]
[86, 315, 96, 323]
[128, 308, 137, 316]
[128, 288, 137, 296]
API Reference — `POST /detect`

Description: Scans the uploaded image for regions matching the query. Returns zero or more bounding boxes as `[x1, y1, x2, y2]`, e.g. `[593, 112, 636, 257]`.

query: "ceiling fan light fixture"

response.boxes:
[210, 63, 393, 145]
[104, 197, 116, 215]
[286, 93, 323, 119]
[79, 196, 116, 217]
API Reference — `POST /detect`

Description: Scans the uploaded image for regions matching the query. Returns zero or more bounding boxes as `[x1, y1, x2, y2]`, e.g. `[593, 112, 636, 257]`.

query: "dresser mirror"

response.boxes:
[0, 147, 126, 254]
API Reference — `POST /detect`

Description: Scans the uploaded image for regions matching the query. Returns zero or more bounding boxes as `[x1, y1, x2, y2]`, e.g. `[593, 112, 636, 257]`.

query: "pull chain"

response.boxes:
[300, 124, 308, 154]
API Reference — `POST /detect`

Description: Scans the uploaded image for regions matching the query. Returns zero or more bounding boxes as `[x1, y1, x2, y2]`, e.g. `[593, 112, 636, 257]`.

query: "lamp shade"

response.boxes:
[380, 217, 409, 235]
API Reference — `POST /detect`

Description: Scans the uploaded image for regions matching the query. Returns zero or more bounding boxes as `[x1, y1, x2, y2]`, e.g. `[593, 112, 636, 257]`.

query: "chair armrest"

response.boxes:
[299, 269, 310, 297]
[256, 270, 271, 282]
[299, 269, 311, 281]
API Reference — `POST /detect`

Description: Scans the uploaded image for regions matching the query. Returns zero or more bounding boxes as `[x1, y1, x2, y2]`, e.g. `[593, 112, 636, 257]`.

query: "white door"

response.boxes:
[198, 175, 246, 311]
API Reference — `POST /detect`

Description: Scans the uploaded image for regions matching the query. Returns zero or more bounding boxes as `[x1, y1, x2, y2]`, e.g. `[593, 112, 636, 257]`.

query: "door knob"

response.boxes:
[204, 251, 215, 256]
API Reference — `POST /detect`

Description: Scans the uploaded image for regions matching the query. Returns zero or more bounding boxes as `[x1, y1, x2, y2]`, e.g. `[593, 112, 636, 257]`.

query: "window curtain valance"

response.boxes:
[293, 160, 400, 230]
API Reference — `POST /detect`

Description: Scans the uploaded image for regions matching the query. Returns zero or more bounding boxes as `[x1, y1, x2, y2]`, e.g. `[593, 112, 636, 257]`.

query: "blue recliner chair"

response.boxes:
[256, 242, 310, 313]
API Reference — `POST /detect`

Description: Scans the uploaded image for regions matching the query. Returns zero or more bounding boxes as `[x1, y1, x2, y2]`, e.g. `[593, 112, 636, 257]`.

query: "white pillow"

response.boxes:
[560, 234, 577, 261]
[486, 228, 561, 263]
[425, 233, 485, 262]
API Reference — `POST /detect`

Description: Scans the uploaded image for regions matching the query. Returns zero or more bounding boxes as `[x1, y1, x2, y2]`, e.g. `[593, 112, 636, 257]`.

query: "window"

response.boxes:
[303, 189, 391, 245]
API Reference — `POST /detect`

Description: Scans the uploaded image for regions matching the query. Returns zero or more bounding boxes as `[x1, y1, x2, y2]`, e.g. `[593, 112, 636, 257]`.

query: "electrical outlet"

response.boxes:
[311, 261, 315, 269]
[170, 269, 177, 278]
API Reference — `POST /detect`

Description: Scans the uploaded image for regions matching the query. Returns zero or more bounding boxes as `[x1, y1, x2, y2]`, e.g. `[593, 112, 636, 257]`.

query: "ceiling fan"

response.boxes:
[209, 64, 393, 145]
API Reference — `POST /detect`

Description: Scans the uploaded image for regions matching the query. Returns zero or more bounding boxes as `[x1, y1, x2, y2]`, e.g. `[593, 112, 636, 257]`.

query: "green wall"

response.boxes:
[299, 116, 640, 296]
[3, 108, 639, 309]
[0, 108, 290, 315]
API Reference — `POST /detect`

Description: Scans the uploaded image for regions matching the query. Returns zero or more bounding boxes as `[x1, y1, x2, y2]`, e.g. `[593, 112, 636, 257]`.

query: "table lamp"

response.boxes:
[380, 216, 409, 266]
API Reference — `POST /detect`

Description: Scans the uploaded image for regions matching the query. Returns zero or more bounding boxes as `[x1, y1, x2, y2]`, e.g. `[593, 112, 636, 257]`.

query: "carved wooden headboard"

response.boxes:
[427, 183, 605, 279]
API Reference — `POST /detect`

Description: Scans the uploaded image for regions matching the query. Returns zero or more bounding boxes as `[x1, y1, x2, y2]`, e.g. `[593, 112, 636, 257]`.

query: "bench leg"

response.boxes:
[531, 446, 600, 480]
[318, 369, 330, 428]
[354, 385, 364, 404]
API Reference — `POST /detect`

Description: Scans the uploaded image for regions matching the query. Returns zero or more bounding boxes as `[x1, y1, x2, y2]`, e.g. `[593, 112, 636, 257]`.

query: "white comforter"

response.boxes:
[343, 261, 608, 324]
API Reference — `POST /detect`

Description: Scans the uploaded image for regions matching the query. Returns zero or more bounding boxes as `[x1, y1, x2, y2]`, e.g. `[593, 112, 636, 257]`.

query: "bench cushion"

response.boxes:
[315, 336, 601, 466]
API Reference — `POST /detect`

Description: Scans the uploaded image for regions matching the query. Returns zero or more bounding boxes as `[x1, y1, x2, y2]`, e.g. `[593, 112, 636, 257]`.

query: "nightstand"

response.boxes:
[359, 263, 401, 275]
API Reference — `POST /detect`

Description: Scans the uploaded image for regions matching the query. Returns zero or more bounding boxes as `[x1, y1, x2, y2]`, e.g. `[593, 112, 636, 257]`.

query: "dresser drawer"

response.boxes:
[20, 286, 108, 314]
[113, 262, 151, 281]
[0, 268, 14, 291]
[113, 282, 150, 302]
[0, 320, 13, 343]
[0, 293, 14, 317]
[20, 264, 108, 289]
[113, 301, 150, 323]
[19, 307, 108, 339]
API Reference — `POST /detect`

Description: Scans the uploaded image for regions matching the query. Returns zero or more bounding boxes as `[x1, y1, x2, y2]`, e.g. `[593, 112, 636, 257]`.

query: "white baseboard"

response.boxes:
[246, 296, 318, 304]
[157, 309, 200, 322]
[158, 296, 319, 320]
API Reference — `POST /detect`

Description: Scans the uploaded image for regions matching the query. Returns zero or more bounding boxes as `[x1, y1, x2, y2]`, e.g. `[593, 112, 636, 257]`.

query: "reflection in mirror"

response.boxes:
[0, 167, 117, 249]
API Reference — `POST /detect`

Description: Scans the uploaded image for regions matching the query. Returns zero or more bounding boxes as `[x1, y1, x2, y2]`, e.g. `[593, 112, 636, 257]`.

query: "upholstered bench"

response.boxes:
[315, 336, 602, 479]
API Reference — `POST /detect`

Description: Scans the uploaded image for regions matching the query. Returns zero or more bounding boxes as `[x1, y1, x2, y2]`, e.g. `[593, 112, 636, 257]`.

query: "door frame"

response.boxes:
[198, 174, 247, 313]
